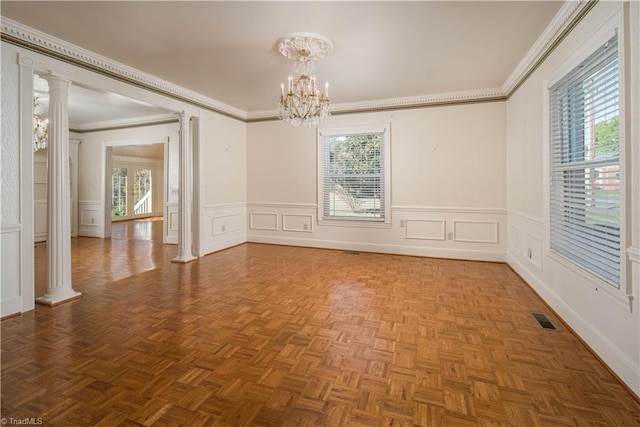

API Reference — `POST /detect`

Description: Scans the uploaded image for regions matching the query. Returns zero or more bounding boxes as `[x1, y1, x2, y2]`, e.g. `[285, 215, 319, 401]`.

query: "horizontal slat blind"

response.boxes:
[549, 34, 620, 287]
[323, 132, 385, 221]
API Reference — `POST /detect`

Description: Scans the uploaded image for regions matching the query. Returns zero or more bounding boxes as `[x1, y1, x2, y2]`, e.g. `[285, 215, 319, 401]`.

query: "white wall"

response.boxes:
[247, 104, 507, 261]
[1, 43, 31, 317]
[197, 110, 247, 256]
[506, 1, 639, 395]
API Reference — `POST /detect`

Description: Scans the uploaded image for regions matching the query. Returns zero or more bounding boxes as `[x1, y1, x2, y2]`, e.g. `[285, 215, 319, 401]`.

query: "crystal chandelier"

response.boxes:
[278, 33, 332, 127]
[33, 96, 48, 152]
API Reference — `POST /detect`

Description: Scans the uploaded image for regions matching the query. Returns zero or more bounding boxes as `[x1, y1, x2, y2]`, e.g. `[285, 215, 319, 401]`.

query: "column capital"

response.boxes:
[177, 111, 192, 122]
[42, 74, 71, 92]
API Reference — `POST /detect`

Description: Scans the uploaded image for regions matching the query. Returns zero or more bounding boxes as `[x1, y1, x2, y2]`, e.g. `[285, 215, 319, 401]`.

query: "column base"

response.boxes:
[171, 255, 197, 264]
[36, 291, 82, 307]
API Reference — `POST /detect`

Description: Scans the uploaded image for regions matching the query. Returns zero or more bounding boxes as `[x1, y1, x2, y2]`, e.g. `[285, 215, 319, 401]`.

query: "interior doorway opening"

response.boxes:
[110, 143, 164, 223]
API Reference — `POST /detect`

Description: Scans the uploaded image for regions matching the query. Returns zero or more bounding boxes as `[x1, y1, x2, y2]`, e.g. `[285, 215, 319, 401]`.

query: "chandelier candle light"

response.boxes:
[278, 32, 332, 127]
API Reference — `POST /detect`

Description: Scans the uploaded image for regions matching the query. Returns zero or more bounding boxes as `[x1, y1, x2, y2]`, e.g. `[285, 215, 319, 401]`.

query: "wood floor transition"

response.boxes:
[2, 219, 639, 426]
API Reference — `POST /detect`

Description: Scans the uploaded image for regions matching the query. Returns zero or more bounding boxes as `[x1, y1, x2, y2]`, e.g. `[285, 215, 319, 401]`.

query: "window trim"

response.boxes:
[317, 123, 392, 228]
[542, 8, 628, 300]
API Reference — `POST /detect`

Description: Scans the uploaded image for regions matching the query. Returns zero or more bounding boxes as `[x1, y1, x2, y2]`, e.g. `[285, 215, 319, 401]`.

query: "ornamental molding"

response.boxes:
[69, 113, 178, 133]
[0, 17, 247, 121]
[248, 88, 506, 121]
[502, 0, 596, 95]
[2, 1, 596, 122]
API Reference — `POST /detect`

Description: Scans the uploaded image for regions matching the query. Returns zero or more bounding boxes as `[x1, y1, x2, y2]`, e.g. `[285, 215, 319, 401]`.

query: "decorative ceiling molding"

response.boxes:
[502, 0, 597, 96]
[0, 17, 247, 122]
[69, 113, 178, 134]
[247, 88, 506, 122]
[1, 2, 597, 122]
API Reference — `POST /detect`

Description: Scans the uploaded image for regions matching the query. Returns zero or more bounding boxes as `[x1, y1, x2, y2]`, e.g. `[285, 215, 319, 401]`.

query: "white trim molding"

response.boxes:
[1, 18, 246, 121]
[248, 202, 507, 262]
[503, 0, 597, 95]
[78, 200, 103, 238]
[1, 2, 599, 121]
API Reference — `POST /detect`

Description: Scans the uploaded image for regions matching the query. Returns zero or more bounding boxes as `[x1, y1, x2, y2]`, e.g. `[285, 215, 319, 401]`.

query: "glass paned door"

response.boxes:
[112, 166, 153, 220]
[133, 169, 152, 216]
[112, 167, 128, 218]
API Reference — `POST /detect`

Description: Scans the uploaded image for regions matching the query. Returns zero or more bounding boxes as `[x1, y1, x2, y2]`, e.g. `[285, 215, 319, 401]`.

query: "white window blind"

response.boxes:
[549, 34, 620, 287]
[321, 131, 385, 221]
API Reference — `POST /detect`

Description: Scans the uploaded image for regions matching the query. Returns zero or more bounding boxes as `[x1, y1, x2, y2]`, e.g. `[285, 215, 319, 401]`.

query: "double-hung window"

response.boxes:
[549, 34, 621, 287]
[318, 125, 390, 224]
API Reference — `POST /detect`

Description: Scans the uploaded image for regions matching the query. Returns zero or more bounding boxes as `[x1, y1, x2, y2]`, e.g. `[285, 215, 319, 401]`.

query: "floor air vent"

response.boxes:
[344, 251, 360, 255]
[531, 313, 557, 330]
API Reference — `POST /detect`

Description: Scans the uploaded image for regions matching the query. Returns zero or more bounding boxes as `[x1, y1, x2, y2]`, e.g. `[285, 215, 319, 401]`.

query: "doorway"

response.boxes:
[111, 165, 154, 221]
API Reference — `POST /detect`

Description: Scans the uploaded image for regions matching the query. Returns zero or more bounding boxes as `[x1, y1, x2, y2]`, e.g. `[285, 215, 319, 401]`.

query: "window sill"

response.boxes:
[317, 219, 392, 229]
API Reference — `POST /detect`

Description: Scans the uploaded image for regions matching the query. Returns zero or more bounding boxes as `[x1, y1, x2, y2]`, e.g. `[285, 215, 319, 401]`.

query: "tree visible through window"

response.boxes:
[112, 167, 127, 217]
[549, 34, 621, 287]
[320, 127, 389, 222]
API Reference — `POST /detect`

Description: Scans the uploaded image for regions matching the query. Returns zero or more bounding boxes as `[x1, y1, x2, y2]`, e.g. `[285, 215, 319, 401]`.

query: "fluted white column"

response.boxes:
[172, 112, 196, 263]
[36, 75, 81, 306]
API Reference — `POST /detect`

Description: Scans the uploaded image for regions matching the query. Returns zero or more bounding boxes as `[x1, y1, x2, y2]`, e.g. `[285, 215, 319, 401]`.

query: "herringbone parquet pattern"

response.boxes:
[2, 220, 639, 426]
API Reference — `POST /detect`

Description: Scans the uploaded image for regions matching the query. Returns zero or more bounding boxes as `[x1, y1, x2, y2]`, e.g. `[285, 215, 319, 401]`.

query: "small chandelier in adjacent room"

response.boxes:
[33, 96, 48, 152]
[278, 32, 332, 127]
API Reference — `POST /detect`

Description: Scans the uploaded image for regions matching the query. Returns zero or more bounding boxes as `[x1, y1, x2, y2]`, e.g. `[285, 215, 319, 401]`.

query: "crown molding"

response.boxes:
[2, 2, 598, 123]
[247, 88, 506, 122]
[502, 0, 597, 96]
[0, 17, 247, 122]
[69, 113, 178, 134]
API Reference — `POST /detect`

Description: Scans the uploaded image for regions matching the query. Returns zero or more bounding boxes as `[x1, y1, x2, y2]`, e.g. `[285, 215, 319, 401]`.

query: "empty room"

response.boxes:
[1, 1, 639, 426]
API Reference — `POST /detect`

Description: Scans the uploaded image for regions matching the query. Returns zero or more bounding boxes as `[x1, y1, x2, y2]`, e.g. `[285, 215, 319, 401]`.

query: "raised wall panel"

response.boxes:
[282, 214, 313, 233]
[169, 211, 179, 232]
[453, 220, 498, 244]
[250, 213, 278, 231]
[212, 213, 242, 236]
[200, 205, 247, 256]
[405, 219, 446, 240]
[1, 227, 22, 317]
[78, 201, 103, 238]
[164, 203, 178, 244]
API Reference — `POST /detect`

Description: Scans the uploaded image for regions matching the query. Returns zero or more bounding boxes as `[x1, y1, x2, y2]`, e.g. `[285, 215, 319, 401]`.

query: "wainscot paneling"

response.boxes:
[405, 219, 446, 240]
[201, 204, 246, 255]
[250, 213, 279, 231]
[283, 214, 314, 233]
[506, 210, 639, 396]
[453, 220, 499, 243]
[165, 203, 178, 244]
[248, 203, 507, 262]
[78, 200, 103, 238]
[1, 226, 22, 317]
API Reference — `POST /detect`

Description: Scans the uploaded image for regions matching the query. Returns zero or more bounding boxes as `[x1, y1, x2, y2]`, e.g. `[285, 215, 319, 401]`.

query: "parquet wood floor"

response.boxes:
[4, 229, 640, 426]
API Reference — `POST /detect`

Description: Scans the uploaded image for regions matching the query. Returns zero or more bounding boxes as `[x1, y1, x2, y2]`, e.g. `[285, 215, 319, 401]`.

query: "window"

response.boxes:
[112, 167, 127, 217]
[549, 34, 621, 287]
[319, 125, 390, 223]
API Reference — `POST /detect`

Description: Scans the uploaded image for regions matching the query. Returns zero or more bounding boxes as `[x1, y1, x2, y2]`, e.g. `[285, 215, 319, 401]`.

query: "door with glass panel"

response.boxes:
[111, 166, 153, 220]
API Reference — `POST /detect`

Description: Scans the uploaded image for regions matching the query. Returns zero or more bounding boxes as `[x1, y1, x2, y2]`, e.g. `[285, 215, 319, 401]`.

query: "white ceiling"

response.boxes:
[3, 1, 563, 123]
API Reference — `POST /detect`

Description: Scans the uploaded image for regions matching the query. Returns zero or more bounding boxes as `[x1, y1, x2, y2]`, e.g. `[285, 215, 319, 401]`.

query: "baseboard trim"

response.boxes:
[247, 235, 506, 262]
[506, 254, 640, 400]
